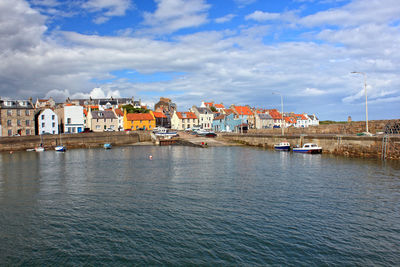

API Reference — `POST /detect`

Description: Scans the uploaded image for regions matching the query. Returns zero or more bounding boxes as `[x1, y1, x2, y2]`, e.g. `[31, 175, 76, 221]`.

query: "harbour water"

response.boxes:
[0, 146, 399, 265]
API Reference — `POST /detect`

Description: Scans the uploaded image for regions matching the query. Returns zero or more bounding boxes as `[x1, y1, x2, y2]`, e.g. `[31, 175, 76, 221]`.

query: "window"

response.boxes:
[7, 110, 12, 116]
[52, 115, 55, 120]
[8, 130, 12, 136]
[26, 129, 30, 135]
[17, 120, 21, 126]
[41, 115, 45, 120]
[42, 123, 45, 127]
[7, 120, 11, 126]
[42, 131, 45, 134]
[104, 118, 106, 122]
[17, 110, 21, 116]
[96, 125, 100, 129]
[25, 110, 30, 116]
[52, 130, 55, 134]
[104, 125, 106, 130]
[52, 122, 55, 127]
[67, 118, 71, 124]
[26, 120, 30, 126]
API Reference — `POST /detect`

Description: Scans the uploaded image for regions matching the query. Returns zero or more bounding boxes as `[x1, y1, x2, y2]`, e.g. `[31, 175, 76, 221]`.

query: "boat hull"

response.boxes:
[104, 143, 112, 149]
[55, 146, 66, 152]
[293, 148, 322, 154]
[274, 145, 290, 151]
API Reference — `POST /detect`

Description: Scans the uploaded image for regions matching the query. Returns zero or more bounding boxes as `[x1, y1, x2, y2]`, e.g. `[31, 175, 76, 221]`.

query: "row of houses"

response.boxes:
[0, 97, 319, 137]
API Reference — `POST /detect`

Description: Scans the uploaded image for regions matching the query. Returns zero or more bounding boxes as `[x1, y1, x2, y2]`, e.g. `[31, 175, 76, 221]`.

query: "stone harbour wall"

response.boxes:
[249, 120, 399, 135]
[221, 133, 400, 160]
[0, 131, 151, 152]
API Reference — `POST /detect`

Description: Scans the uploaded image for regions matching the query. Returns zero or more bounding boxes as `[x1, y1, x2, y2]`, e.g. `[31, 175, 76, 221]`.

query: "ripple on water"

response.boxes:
[0, 146, 400, 265]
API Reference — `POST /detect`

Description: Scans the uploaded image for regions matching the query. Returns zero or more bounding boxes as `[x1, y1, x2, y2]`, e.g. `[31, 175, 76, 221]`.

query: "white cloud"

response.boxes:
[45, 87, 121, 102]
[142, 0, 210, 34]
[215, 14, 236, 24]
[300, 0, 400, 27]
[245, 11, 280, 22]
[82, 0, 132, 24]
[303, 87, 326, 96]
[1, 0, 400, 120]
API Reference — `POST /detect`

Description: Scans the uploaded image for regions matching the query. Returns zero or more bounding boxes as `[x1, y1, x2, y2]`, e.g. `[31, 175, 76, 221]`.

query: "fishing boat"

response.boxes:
[293, 143, 322, 154]
[274, 141, 291, 151]
[104, 143, 112, 149]
[153, 127, 178, 138]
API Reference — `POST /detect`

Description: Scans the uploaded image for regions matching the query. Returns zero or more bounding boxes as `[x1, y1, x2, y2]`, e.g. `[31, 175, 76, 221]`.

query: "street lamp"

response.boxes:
[351, 71, 369, 133]
[272, 92, 284, 136]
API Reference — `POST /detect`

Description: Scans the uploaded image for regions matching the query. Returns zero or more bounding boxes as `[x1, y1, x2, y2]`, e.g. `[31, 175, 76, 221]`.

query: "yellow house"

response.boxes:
[123, 109, 155, 131]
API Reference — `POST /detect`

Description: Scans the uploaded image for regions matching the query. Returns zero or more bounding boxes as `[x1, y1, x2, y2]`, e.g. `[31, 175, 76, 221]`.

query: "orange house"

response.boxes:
[123, 109, 155, 131]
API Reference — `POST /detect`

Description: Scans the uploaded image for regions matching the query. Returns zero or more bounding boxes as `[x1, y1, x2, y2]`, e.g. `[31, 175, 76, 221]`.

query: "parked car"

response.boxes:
[81, 128, 93, 133]
[104, 128, 115, 132]
[205, 132, 217, 137]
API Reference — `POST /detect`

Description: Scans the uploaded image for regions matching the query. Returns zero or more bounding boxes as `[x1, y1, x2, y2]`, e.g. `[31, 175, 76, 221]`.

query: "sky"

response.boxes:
[0, 0, 399, 120]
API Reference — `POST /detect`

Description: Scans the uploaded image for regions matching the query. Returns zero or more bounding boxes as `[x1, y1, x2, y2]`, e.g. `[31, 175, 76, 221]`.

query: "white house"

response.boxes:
[171, 111, 198, 130]
[190, 106, 213, 130]
[38, 109, 58, 134]
[307, 114, 319, 126]
[64, 105, 84, 133]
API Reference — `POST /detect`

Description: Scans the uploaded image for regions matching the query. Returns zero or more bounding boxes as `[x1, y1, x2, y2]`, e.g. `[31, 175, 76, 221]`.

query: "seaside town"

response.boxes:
[0, 96, 319, 137]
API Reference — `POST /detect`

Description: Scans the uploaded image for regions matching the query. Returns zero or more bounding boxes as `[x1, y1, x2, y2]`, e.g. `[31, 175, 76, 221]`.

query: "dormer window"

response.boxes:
[5, 101, 12, 107]
[99, 112, 103, 117]
[19, 101, 27, 106]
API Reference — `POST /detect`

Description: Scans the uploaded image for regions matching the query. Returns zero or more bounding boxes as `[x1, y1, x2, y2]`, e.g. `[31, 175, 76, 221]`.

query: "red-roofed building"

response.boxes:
[151, 111, 169, 128]
[230, 105, 255, 129]
[284, 116, 296, 127]
[266, 109, 284, 128]
[171, 111, 199, 130]
[214, 103, 225, 110]
[293, 114, 308, 128]
[123, 111, 155, 131]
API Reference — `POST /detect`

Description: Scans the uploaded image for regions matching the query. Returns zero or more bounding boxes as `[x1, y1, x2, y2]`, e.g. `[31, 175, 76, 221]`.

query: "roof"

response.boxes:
[152, 111, 167, 118]
[267, 109, 282, 120]
[233, 106, 253, 116]
[126, 113, 154, 121]
[83, 109, 87, 116]
[193, 106, 212, 114]
[114, 109, 124, 117]
[258, 113, 273, 120]
[91, 110, 117, 119]
[294, 114, 308, 120]
[204, 102, 213, 107]
[284, 117, 297, 124]
[0, 100, 34, 109]
[214, 114, 225, 120]
[308, 114, 318, 120]
[214, 103, 225, 109]
[176, 112, 197, 119]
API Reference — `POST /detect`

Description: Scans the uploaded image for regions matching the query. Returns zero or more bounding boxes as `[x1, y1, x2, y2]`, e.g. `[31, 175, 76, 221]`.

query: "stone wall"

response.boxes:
[0, 131, 151, 152]
[249, 120, 398, 135]
[221, 133, 400, 160]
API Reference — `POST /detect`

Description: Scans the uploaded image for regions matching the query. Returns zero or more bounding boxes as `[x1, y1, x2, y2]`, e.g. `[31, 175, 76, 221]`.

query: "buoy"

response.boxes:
[149, 155, 153, 160]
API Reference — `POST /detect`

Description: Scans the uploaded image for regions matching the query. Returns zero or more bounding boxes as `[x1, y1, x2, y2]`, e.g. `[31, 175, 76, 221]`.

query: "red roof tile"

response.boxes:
[233, 106, 252, 116]
[214, 104, 225, 109]
[126, 113, 154, 121]
[153, 111, 167, 118]
[115, 109, 124, 117]
[176, 112, 197, 119]
[267, 109, 282, 120]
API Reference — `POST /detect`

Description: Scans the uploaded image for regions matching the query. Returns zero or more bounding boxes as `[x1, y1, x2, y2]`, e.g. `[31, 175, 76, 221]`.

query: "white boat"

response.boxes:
[55, 145, 66, 152]
[293, 143, 322, 154]
[274, 141, 291, 151]
[55, 131, 66, 152]
[154, 128, 178, 137]
[35, 146, 45, 152]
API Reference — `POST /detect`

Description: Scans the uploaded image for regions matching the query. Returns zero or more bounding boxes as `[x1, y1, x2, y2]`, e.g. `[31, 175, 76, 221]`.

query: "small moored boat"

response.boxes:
[55, 145, 66, 152]
[35, 146, 45, 152]
[293, 143, 322, 154]
[274, 141, 291, 151]
[104, 143, 112, 149]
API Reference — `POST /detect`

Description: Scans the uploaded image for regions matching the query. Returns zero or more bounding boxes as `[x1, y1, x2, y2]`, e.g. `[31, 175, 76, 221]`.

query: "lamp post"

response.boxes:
[351, 71, 369, 133]
[272, 92, 284, 136]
